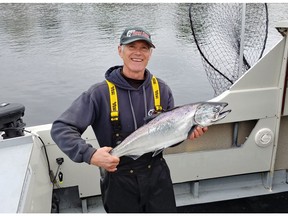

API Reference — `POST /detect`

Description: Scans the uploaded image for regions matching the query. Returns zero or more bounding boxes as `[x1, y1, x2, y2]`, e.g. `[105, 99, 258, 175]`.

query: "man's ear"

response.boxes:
[118, 45, 123, 58]
[148, 48, 153, 60]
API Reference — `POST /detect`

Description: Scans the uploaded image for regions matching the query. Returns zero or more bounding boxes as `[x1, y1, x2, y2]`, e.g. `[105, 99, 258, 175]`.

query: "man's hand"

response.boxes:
[188, 126, 208, 140]
[90, 147, 120, 172]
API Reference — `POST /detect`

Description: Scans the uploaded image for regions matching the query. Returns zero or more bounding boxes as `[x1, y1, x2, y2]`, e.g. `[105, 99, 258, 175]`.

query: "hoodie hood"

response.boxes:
[105, 65, 153, 90]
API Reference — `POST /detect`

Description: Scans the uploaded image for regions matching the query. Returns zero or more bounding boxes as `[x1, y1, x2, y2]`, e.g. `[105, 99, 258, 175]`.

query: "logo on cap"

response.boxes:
[126, 30, 150, 39]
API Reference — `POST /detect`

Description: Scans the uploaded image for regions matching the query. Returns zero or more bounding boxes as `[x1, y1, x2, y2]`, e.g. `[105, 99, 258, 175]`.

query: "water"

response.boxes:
[0, 3, 287, 126]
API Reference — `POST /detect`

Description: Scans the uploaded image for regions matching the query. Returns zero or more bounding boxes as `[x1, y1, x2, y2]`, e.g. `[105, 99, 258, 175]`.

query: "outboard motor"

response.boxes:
[0, 103, 26, 139]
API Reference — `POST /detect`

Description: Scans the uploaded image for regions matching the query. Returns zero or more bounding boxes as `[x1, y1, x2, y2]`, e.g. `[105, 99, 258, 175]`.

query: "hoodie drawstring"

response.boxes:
[128, 86, 148, 131]
[143, 85, 148, 119]
[128, 90, 138, 131]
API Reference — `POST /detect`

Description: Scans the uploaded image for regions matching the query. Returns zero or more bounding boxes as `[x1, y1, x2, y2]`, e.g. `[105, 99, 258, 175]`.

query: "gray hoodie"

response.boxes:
[50, 65, 174, 164]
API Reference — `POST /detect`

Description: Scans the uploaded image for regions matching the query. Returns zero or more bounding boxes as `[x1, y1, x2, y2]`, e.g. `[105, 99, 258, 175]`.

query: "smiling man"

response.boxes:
[50, 27, 207, 213]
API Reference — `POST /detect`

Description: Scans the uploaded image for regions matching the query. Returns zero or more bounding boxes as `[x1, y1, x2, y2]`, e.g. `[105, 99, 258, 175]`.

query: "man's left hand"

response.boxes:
[188, 126, 208, 140]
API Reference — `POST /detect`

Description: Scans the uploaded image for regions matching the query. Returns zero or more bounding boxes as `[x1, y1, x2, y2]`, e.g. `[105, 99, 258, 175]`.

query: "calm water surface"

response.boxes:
[0, 3, 287, 126]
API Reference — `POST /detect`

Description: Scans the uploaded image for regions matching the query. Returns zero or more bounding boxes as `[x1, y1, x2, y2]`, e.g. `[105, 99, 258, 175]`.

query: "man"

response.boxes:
[50, 26, 207, 213]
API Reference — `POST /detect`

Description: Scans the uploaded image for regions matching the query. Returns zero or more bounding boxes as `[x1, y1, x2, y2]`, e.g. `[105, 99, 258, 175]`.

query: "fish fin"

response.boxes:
[128, 155, 141, 160]
[187, 125, 196, 138]
[144, 106, 185, 124]
[143, 113, 161, 124]
[152, 148, 164, 157]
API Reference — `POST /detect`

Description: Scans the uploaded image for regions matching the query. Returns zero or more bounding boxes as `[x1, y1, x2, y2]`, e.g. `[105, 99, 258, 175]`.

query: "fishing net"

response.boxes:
[189, 3, 268, 96]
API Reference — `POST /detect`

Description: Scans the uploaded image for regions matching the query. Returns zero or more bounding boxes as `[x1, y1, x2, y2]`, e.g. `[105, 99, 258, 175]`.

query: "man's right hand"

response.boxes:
[90, 147, 120, 172]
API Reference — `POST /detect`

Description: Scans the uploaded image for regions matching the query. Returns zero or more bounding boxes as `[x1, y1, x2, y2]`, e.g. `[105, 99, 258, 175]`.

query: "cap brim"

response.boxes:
[121, 38, 155, 48]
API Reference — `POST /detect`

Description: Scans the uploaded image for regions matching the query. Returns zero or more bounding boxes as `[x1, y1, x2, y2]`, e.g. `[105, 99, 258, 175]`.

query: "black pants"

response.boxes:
[100, 156, 177, 213]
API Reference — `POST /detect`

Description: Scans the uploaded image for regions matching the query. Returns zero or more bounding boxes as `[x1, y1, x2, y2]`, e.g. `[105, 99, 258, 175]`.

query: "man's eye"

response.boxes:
[142, 47, 149, 51]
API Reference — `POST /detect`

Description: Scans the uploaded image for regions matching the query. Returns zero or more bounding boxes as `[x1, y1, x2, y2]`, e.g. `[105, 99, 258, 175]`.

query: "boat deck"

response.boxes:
[177, 191, 288, 213]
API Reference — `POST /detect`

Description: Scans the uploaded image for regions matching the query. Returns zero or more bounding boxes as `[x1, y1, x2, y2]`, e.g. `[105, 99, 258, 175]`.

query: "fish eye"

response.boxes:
[213, 106, 220, 113]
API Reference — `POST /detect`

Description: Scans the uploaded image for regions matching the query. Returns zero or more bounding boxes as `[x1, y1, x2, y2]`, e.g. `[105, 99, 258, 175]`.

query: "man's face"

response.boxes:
[118, 40, 152, 77]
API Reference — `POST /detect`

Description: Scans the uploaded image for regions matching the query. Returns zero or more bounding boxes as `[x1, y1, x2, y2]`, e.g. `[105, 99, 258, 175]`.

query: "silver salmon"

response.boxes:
[110, 102, 231, 160]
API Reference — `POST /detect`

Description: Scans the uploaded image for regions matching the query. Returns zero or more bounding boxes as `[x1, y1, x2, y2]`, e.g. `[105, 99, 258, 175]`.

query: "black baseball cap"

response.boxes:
[120, 27, 155, 48]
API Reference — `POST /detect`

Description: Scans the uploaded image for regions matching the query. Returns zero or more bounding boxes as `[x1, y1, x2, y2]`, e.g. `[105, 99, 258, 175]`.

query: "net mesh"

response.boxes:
[189, 3, 268, 96]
